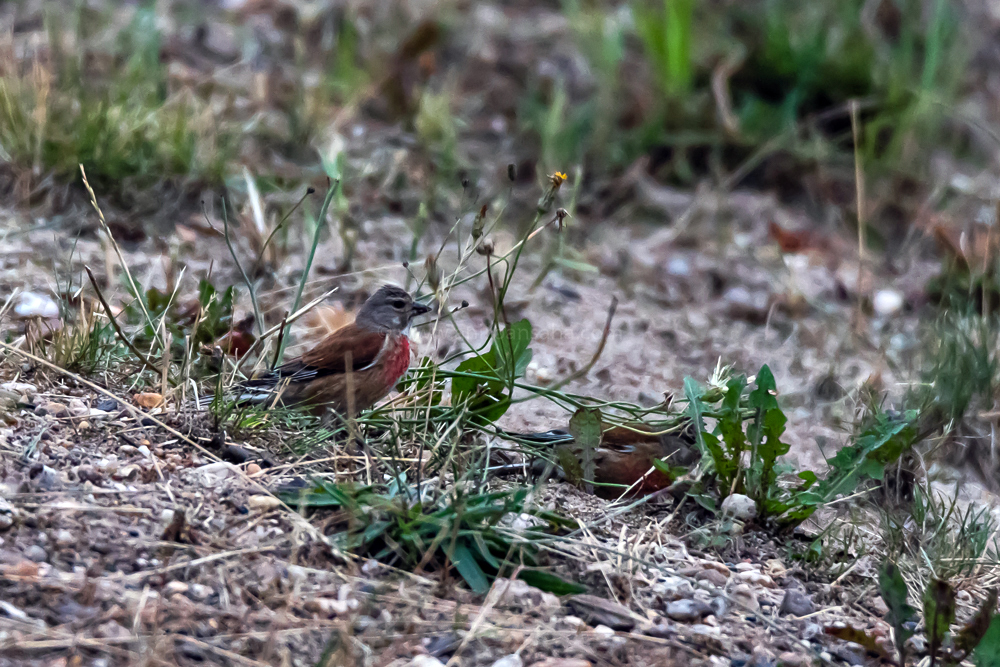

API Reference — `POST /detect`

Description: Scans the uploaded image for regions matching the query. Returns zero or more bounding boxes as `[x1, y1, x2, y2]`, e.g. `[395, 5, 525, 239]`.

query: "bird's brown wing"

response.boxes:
[254, 325, 387, 385]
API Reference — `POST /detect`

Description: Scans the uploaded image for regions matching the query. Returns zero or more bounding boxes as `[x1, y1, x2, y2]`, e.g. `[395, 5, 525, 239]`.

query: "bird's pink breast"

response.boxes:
[383, 335, 412, 386]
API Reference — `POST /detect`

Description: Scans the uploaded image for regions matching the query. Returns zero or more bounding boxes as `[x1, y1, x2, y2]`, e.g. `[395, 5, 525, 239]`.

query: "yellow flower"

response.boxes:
[549, 171, 567, 187]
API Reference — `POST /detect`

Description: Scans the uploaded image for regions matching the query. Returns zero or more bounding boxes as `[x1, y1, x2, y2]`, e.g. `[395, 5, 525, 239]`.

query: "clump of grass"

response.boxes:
[284, 479, 584, 595]
[558, 0, 966, 182]
[0, 5, 233, 197]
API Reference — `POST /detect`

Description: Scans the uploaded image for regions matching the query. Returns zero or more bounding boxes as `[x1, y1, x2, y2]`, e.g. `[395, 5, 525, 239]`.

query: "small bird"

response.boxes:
[503, 423, 699, 498]
[236, 285, 430, 416]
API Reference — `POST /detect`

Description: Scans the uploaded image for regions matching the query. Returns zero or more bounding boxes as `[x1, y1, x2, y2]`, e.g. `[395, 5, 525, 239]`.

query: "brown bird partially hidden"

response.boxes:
[504, 423, 699, 498]
[235, 285, 430, 416]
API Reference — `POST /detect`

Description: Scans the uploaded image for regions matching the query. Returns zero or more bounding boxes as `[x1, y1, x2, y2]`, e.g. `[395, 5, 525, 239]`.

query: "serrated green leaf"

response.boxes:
[879, 561, 917, 664]
[569, 407, 602, 494]
[557, 445, 585, 488]
[924, 578, 956, 664]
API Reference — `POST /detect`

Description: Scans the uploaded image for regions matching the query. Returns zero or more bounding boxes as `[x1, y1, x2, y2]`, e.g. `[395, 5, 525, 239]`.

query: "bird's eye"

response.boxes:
[390, 300, 406, 309]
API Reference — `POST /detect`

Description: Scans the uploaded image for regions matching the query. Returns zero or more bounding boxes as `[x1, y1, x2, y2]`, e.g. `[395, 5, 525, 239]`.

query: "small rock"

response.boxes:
[15, 292, 59, 319]
[765, 559, 786, 577]
[408, 656, 445, 667]
[710, 596, 728, 618]
[871, 595, 889, 616]
[164, 581, 189, 596]
[54, 530, 74, 548]
[77, 420, 91, 430]
[28, 464, 61, 490]
[751, 645, 776, 667]
[873, 289, 904, 317]
[24, 545, 47, 563]
[802, 623, 822, 640]
[830, 646, 865, 666]
[695, 568, 729, 588]
[721, 493, 757, 521]
[665, 599, 712, 622]
[67, 399, 89, 417]
[94, 621, 130, 640]
[652, 576, 694, 600]
[75, 465, 103, 484]
[134, 393, 164, 409]
[119, 445, 138, 456]
[194, 461, 239, 485]
[777, 652, 808, 667]
[779, 589, 815, 617]
[304, 597, 357, 617]
[730, 584, 759, 612]
[738, 571, 775, 587]
[248, 495, 281, 510]
[592, 625, 616, 639]
[137, 445, 151, 458]
[96, 398, 120, 412]
[187, 584, 212, 601]
[491, 656, 523, 667]
[527, 660, 593, 667]
[724, 286, 770, 323]
[566, 594, 636, 631]
[246, 463, 262, 476]
[1, 382, 37, 397]
[36, 402, 69, 418]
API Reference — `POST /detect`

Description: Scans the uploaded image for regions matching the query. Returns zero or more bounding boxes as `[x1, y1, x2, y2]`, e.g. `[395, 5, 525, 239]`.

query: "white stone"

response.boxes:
[14, 292, 59, 319]
[490, 656, 523, 667]
[873, 289, 904, 317]
[720, 493, 757, 521]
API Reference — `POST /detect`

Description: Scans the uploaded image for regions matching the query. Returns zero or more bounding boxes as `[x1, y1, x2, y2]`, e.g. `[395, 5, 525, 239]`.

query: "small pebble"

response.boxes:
[730, 584, 759, 612]
[187, 584, 212, 601]
[248, 495, 281, 510]
[666, 599, 712, 622]
[67, 398, 89, 417]
[738, 571, 775, 587]
[721, 493, 757, 521]
[54, 529, 74, 548]
[873, 289, 904, 317]
[490, 656, 523, 667]
[408, 657, 445, 667]
[164, 581, 189, 596]
[1, 382, 37, 397]
[592, 625, 616, 639]
[134, 392, 164, 409]
[246, 463, 262, 476]
[36, 402, 69, 418]
[24, 544, 47, 562]
[779, 588, 815, 617]
[695, 568, 729, 587]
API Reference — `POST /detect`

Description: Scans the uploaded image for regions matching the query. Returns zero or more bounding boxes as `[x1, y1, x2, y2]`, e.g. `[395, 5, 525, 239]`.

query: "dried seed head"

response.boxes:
[476, 238, 495, 256]
[425, 254, 441, 292]
[472, 203, 488, 240]
[554, 207, 569, 230]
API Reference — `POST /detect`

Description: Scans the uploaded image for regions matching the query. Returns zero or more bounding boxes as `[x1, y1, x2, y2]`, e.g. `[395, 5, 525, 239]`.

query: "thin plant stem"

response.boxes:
[278, 179, 340, 364]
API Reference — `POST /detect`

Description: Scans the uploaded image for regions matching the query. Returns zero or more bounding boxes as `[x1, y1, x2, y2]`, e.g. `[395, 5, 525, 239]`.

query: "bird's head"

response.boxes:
[354, 285, 431, 333]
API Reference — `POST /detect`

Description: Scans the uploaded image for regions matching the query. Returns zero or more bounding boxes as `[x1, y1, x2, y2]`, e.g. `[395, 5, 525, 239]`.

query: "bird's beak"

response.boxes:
[412, 302, 432, 317]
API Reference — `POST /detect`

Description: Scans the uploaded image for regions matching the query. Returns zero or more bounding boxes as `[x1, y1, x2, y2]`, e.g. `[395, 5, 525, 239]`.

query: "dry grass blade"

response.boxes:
[79, 164, 153, 328]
